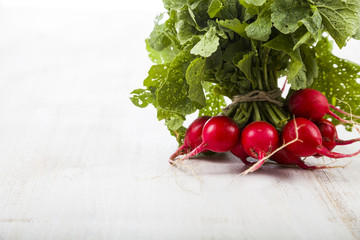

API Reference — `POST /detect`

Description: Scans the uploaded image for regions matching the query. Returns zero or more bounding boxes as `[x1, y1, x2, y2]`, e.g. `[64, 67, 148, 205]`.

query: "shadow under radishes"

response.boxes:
[270, 148, 329, 170]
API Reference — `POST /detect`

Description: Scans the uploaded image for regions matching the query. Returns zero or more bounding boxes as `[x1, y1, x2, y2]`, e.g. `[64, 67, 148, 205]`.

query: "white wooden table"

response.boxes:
[0, 3, 360, 240]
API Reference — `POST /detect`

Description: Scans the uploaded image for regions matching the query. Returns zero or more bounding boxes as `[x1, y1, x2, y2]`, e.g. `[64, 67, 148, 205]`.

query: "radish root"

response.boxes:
[330, 104, 360, 119]
[172, 162, 201, 195]
[333, 98, 360, 131]
[169, 158, 204, 184]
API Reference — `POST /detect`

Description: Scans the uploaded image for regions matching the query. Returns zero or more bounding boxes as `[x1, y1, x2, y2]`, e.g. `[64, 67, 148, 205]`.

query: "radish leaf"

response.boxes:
[311, 37, 360, 123]
[271, 0, 311, 34]
[312, 0, 360, 49]
[245, 9, 272, 41]
[190, 26, 220, 57]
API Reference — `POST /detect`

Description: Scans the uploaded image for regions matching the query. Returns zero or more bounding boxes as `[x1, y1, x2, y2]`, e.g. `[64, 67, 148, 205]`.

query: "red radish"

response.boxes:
[271, 148, 327, 170]
[240, 121, 280, 173]
[230, 139, 253, 165]
[170, 116, 211, 160]
[315, 119, 338, 151]
[176, 116, 240, 161]
[282, 118, 360, 158]
[288, 88, 354, 123]
[315, 119, 360, 150]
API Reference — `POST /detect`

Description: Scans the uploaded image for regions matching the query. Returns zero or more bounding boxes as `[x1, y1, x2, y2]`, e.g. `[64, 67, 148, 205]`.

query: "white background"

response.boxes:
[0, 1, 360, 239]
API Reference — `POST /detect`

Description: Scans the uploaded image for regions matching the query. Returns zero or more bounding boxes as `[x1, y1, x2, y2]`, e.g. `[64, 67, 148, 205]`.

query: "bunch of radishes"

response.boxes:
[169, 88, 360, 174]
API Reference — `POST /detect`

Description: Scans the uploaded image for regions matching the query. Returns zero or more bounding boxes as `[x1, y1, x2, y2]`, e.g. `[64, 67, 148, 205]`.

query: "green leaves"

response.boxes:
[353, 26, 360, 40]
[129, 89, 153, 108]
[186, 57, 213, 108]
[311, 37, 360, 122]
[263, 34, 318, 90]
[131, 0, 360, 143]
[190, 26, 220, 57]
[208, 0, 225, 18]
[130, 64, 169, 108]
[199, 83, 227, 116]
[236, 52, 256, 87]
[218, 18, 248, 37]
[157, 49, 197, 115]
[245, 9, 272, 41]
[312, 0, 360, 49]
[299, 6, 322, 39]
[271, 0, 360, 49]
[300, 45, 318, 88]
[270, 0, 360, 49]
[244, 0, 266, 6]
[146, 12, 180, 64]
[147, 15, 172, 52]
[271, 0, 312, 34]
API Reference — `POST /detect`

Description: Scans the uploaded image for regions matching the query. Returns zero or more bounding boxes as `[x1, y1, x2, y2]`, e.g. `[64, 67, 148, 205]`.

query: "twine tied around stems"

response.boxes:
[223, 89, 283, 112]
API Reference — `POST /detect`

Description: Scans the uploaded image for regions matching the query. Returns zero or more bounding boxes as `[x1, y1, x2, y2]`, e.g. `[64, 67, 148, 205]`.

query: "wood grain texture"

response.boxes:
[0, 4, 360, 240]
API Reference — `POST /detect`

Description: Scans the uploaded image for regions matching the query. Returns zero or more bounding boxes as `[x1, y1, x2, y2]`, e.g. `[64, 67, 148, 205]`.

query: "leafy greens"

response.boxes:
[130, 0, 360, 144]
